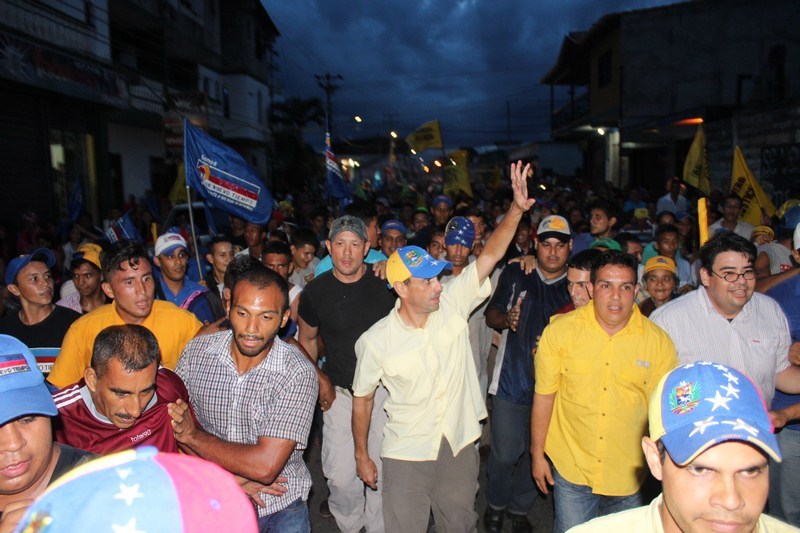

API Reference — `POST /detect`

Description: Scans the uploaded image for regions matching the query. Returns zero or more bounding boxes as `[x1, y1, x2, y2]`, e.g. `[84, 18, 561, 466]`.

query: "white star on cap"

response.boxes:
[115, 468, 132, 480]
[721, 418, 759, 436]
[722, 371, 740, 385]
[689, 416, 719, 437]
[721, 383, 740, 399]
[697, 361, 713, 366]
[112, 518, 144, 533]
[705, 390, 733, 411]
[713, 364, 728, 371]
[115, 483, 144, 506]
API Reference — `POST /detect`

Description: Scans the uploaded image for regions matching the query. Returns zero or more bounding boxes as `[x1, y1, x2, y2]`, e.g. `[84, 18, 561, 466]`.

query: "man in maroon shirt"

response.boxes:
[52, 324, 194, 454]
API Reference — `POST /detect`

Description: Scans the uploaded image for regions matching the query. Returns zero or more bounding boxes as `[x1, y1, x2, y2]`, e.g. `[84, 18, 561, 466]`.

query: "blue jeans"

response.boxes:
[486, 396, 536, 515]
[769, 428, 800, 526]
[552, 467, 641, 533]
[256, 498, 310, 533]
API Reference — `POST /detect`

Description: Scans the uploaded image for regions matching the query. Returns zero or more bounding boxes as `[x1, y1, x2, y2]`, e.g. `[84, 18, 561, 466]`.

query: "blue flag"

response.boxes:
[104, 211, 142, 243]
[183, 119, 272, 224]
[323, 129, 351, 209]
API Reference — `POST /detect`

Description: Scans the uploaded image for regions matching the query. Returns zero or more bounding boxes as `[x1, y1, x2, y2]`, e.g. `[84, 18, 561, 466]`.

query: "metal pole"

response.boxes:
[184, 181, 203, 277]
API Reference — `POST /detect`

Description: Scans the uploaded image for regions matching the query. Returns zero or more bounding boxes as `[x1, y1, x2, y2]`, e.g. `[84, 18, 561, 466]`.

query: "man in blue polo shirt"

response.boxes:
[483, 214, 572, 532]
[764, 222, 800, 527]
[153, 231, 215, 324]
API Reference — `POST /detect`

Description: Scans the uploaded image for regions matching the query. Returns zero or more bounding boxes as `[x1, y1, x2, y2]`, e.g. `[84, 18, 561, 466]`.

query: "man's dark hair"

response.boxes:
[568, 249, 601, 271]
[343, 201, 378, 228]
[91, 324, 160, 378]
[267, 229, 289, 244]
[699, 231, 757, 273]
[208, 234, 233, 254]
[724, 194, 743, 207]
[224, 255, 262, 293]
[70, 257, 101, 274]
[614, 233, 641, 255]
[262, 241, 292, 260]
[290, 228, 319, 251]
[655, 211, 677, 225]
[100, 240, 149, 280]
[590, 250, 638, 284]
[588, 200, 618, 225]
[230, 262, 289, 315]
[655, 224, 680, 240]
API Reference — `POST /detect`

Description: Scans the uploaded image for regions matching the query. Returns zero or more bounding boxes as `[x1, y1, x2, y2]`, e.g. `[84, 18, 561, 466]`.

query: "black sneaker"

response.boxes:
[319, 498, 332, 518]
[508, 512, 533, 533]
[482, 506, 504, 533]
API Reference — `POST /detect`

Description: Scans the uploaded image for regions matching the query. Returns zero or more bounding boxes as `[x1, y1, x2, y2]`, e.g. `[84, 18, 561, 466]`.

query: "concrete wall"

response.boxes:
[622, 0, 800, 123]
[107, 123, 164, 199]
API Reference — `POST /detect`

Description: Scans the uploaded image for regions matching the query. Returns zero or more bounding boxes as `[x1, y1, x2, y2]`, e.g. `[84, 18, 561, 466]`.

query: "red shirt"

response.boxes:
[53, 368, 195, 454]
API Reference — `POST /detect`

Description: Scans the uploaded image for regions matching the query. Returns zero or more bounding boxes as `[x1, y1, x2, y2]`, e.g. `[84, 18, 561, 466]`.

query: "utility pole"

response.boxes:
[316, 73, 343, 138]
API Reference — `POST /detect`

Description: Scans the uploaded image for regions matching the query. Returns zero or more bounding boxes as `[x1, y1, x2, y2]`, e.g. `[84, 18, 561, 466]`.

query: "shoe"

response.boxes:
[319, 498, 332, 518]
[482, 506, 504, 533]
[508, 512, 533, 533]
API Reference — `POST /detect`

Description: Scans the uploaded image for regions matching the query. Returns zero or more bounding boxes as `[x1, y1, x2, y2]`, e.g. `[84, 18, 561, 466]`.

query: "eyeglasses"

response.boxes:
[711, 269, 756, 283]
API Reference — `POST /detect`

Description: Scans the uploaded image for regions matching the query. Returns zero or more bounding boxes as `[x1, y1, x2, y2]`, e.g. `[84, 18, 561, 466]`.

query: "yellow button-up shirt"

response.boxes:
[353, 261, 490, 460]
[535, 301, 676, 495]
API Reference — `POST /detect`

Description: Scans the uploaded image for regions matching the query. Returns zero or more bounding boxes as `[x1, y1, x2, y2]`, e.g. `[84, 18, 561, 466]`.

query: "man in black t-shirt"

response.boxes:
[0, 248, 80, 374]
[0, 335, 93, 531]
[298, 215, 396, 533]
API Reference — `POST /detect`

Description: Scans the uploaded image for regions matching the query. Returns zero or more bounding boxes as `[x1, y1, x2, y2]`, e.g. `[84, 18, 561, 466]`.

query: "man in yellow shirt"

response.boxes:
[48, 240, 202, 389]
[532, 250, 677, 532]
[351, 161, 535, 532]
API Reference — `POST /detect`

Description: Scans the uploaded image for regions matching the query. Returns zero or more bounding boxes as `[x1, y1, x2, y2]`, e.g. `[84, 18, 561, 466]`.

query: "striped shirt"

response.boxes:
[176, 330, 318, 517]
[650, 288, 791, 405]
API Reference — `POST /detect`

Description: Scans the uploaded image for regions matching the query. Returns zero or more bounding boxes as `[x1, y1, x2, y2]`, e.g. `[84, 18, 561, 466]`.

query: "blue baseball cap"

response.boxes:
[781, 205, 800, 230]
[649, 362, 781, 466]
[381, 219, 408, 235]
[4, 248, 56, 286]
[445, 216, 475, 247]
[0, 335, 57, 425]
[386, 245, 452, 286]
[432, 195, 453, 209]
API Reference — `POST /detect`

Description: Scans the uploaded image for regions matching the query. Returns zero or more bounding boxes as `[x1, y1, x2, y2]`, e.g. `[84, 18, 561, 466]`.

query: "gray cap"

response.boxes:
[329, 215, 368, 242]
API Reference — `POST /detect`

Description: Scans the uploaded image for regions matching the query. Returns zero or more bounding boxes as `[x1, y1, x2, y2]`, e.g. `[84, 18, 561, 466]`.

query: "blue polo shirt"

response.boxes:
[766, 274, 800, 431]
[485, 265, 570, 405]
[158, 277, 214, 325]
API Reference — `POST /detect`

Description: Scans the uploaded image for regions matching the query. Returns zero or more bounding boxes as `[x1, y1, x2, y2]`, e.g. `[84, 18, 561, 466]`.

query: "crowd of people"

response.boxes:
[0, 165, 799, 533]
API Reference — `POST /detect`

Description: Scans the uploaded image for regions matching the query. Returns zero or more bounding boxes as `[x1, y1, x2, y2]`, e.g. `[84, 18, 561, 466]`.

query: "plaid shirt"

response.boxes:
[176, 330, 318, 517]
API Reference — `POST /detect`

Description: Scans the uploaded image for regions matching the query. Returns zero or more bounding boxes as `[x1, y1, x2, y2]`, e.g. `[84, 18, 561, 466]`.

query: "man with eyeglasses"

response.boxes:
[651, 231, 800, 411]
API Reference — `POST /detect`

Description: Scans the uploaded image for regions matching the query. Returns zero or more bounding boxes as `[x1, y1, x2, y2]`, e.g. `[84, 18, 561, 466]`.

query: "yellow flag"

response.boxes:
[682, 125, 711, 195]
[168, 162, 188, 205]
[730, 146, 776, 226]
[405, 120, 442, 153]
[443, 150, 473, 198]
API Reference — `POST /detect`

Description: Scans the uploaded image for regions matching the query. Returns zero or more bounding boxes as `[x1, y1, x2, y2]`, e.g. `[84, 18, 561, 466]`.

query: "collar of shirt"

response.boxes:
[698, 285, 753, 322]
[207, 329, 293, 375]
[79, 383, 158, 425]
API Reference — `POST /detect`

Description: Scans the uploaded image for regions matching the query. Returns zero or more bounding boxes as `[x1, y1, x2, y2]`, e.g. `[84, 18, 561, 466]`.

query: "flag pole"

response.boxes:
[183, 163, 204, 278]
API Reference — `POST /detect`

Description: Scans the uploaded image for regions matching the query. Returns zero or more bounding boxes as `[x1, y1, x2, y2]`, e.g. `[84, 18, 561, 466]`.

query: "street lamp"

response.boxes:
[354, 116, 362, 123]
[390, 131, 398, 139]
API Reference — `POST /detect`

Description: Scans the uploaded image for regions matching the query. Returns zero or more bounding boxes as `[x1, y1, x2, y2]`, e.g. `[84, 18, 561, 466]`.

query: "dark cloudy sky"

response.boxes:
[263, 0, 679, 149]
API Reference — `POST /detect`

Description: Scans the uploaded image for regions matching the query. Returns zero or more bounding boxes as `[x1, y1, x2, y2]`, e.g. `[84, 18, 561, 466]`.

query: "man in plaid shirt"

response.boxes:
[169, 262, 318, 532]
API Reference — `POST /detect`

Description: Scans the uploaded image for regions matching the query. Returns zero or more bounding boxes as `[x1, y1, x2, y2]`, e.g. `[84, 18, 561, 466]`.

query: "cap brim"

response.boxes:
[537, 231, 570, 243]
[0, 384, 58, 425]
[660, 416, 782, 465]
[412, 259, 452, 279]
[158, 244, 187, 257]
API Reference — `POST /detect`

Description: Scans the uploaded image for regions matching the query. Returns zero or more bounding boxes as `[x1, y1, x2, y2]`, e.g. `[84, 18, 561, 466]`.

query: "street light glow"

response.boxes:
[390, 131, 398, 138]
[354, 116, 362, 123]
